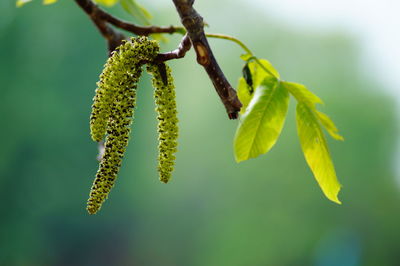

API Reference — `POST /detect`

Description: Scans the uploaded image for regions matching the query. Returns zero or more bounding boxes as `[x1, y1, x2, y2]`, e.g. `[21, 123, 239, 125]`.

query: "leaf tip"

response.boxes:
[329, 132, 345, 141]
[336, 135, 345, 141]
[329, 132, 344, 141]
[43, 0, 58, 5]
[234, 155, 245, 163]
[331, 197, 342, 205]
[327, 184, 342, 204]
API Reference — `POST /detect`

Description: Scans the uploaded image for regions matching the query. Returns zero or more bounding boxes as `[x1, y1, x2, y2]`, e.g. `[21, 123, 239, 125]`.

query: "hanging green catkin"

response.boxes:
[146, 63, 179, 183]
[87, 37, 160, 214]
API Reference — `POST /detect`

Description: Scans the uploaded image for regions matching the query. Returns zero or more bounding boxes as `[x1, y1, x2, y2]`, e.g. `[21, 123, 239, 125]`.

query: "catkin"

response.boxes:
[87, 37, 159, 214]
[146, 63, 179, 183]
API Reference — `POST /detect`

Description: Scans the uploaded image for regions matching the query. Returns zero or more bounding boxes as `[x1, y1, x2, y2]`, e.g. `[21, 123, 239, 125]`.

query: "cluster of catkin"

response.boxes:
[88, 37, 178, 214]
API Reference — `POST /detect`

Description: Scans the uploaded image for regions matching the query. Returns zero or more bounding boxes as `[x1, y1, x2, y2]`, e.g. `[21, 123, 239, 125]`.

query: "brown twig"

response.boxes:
[172, 0, 242, 119]
[99, 12, 184, 36]
[75, 0, 184, 38]
[155, 34, 192, 62]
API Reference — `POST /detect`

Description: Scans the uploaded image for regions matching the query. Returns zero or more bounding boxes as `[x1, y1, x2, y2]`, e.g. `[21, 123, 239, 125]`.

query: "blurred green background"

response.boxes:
[1, 1, 399, 265]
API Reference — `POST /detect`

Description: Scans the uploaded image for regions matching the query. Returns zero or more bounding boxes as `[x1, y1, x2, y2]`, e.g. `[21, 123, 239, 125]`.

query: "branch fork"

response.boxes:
[74, 0, 241, 119]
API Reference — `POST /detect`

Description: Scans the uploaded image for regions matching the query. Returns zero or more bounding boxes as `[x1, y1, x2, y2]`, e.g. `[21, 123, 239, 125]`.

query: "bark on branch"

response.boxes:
[172, 0, 242, 119]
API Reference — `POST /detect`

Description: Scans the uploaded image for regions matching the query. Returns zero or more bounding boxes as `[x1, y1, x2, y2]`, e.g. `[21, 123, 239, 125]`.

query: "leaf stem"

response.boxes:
[205, 33, 253, 55]
[205, 33, 276, 78]
[247, 56, 276, 78]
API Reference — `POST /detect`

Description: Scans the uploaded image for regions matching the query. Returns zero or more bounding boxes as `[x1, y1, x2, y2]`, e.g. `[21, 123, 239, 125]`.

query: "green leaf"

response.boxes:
[234, 77, 289, 162]
[120, 0, 152, 25]
[16, 0, 32, 7]
[296, 102, 341, 204]
[316, 111, 344, 141]
[283, 80, 342, 202]
[94, 0, 120, 7]
[283, 81, 343, 140]
[282, 81, 322, 106]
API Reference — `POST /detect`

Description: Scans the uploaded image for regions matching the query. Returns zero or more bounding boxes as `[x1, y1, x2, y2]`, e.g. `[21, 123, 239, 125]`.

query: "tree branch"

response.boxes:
[75, 0, 184, 38]
[172, 0, 242, 119]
